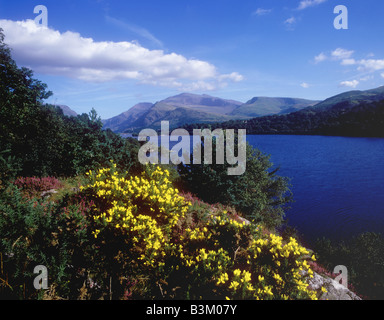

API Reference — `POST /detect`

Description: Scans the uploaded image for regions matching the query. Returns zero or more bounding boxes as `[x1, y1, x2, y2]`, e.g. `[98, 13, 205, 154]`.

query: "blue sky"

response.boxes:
[1, 0, 384, 119]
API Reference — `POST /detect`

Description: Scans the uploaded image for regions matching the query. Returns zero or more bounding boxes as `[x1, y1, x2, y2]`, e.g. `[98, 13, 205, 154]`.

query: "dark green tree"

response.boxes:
[0, 29, 142, 178]
[177, 137, 292, 229]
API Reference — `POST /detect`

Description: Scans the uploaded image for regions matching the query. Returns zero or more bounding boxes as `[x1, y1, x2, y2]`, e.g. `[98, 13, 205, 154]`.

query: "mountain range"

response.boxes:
[57, 86, 384, 137]
[101, 93, 319, 133]
[181, 86, 384, 138]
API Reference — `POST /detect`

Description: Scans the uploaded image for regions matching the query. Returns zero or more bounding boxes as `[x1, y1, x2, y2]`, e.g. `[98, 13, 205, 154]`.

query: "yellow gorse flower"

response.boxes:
[84, 164, 191, 269]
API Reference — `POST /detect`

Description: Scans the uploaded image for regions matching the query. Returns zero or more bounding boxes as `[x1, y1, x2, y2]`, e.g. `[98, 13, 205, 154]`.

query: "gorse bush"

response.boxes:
[79, 164, 322, 300]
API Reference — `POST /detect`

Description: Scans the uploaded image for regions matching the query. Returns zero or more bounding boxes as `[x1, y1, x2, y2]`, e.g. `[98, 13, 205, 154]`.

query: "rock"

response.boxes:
[308, 272, 362, 300]
[41, 189, 58, 198]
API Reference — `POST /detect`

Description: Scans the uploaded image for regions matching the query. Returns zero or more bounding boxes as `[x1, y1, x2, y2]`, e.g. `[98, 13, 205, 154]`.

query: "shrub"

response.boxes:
[0, 183, 93, 299]
[81, 163, 322, 300]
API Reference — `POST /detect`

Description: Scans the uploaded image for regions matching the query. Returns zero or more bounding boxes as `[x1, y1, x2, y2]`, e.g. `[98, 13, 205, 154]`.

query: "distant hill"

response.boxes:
[102, 93, 317, 133]
[231, 97, 319, 118]
[305, 86, 384, 112]
[182, 86, 384, 138]
[56, 105, 78, 117]
[102, 102, 153, 132]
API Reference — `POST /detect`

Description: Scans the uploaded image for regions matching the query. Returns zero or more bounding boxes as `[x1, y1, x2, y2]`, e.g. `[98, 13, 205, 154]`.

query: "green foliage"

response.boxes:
[0, 181, 98, 299]
[314, 232, 384, 300]
[0, 150, 21, 189]
[0, 29, 143, 178]
[177, 141, 292, 229]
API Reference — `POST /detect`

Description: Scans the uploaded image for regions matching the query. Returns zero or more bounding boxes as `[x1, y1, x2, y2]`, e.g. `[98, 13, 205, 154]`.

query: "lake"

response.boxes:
[247, 135, 384, 246]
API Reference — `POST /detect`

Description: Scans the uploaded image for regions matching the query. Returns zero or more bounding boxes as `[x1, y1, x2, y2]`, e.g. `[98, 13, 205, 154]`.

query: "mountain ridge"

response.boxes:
[102, 92, 319, 133]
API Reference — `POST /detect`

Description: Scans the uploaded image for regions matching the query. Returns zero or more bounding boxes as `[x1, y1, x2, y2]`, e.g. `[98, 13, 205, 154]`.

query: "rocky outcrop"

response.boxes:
[308, 272, 361, 300]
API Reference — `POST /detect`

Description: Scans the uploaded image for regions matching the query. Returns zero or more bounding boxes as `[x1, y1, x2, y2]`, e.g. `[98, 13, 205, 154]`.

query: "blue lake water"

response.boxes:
[246, 135, 384, 246]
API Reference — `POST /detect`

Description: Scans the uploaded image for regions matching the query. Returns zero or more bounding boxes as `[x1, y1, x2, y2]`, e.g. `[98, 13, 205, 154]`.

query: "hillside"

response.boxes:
[56, 104, 78, 117]
[306, 86, 384, 112]
[231, 97, 319, 118]
[102, 102, 153, 132]
[102, 93, 318, 133]
[182, 86, 384, 138]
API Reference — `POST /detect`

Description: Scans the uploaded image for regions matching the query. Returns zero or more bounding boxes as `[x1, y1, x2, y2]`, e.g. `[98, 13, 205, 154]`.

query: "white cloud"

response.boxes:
[357, 59, 384, 72]
[331, 48, 354, 60]
[314, 52, 327, 63]
[284, 17, 296, 25]
[297, 0, 327, 10]
[284, 17, 297, 30]
[381, 73, 384, 79]
[301, 82, 310, 88]
[218, 72, 244, 83]
[253, 8, 272, 16]
[0, 19, 243, 91]
[340, 58, 356, 66]
[339, 80, 359, 88]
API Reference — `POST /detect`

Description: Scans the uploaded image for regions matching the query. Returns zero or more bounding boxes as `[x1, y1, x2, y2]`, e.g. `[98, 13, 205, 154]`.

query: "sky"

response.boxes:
[1, 0, 384, 119]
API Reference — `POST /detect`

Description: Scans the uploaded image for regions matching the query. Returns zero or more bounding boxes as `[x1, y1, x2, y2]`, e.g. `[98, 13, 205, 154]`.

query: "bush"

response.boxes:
[0, 183, 93, 299]
[314, 232, 384, 300]
[80, 164, 321, 300]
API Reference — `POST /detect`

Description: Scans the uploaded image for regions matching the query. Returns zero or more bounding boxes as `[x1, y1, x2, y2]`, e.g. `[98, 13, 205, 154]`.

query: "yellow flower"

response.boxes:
[229, 281, 239, 291]
[242, 271, 252, 283]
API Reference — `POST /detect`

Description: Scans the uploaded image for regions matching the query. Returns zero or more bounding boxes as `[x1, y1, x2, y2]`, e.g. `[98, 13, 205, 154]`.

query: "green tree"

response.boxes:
[177, 139, 292, 229]
[0, 29, 142, 178]
[0, 28, 53, 176]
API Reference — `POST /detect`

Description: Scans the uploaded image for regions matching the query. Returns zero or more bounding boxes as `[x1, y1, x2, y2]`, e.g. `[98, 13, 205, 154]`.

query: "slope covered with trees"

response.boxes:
[182, 89, 384, 138]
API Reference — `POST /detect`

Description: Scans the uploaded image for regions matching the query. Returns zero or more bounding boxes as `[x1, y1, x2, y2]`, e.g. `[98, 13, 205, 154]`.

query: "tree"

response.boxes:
[0, 29, 143, 178]
[177, 138, 292, 229]
[0, 29, 53, 177]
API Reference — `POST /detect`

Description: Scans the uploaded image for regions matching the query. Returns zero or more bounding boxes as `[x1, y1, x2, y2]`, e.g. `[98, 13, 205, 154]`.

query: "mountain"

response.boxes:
[102, 93, 318, 133]
[160, 93, 243, 115]
[102, 102, 153, 132]
[231, 97, 320, 118]
[102, 93, 244, 133]
[182, 86, 384, 138]
[305, 86, 384, 112]
[56, 105, 78, 117]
